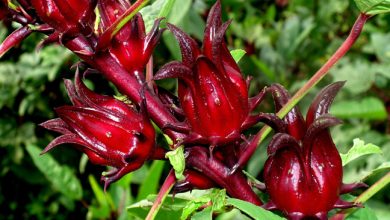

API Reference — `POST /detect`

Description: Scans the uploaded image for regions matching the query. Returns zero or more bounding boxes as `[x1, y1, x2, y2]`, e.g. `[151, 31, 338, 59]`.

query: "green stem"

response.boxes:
[145, 170, 176, 220]
[236, 13, 370, 169]
[331, 172, 390, 220]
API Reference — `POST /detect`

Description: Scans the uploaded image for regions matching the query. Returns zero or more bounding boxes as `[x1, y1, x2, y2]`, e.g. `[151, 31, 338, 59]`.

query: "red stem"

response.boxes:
[186, 147, 262, 205]
[145, 170, 176, 220]
[236, 13, 370, 169]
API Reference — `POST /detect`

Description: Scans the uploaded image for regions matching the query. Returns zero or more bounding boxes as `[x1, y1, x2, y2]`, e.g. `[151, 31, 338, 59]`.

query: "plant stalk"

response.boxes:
[145, 170, 176, 220]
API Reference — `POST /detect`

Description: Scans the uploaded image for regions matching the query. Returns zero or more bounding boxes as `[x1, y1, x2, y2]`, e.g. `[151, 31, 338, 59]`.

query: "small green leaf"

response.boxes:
[230, 49, 246, 63]
[127, 194, 188, 219]
[140, 0, 176, 32]
[226, 198, 285, 220]
[136, 160, 166, 201]
[181, 189, 225, 220]
[211, 189, 226, 211]
[26, 145, 83, 200]
[165, 146, 185, 180]
[354, 0, 390, 15]
[191, 206, 213, 220]
[181, 197, 210, 220]
[330, 97, 388, 120]
[340, 138, 382, 166]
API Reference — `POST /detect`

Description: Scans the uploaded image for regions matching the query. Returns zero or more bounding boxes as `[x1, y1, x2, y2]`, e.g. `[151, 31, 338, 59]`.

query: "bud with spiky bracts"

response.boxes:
[30, 0, 96, 36]
[96, 0, 163, 79]
[154, 0, 270, 147]
[263, 82, 366, 220]
[40, 70, 156, 189]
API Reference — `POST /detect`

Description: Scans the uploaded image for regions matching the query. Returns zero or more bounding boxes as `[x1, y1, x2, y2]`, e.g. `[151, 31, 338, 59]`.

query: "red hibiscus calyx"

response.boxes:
[96, 0, 163, 77]
[30, 0, 96, 36]
[262, 82, 366, 219]
[40, 69, 156, 189]
[154, 0, 272, 147]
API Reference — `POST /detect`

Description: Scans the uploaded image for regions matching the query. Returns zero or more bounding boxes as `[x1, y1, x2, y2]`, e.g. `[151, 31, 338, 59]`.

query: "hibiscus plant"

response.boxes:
[0, 0, 389, 219]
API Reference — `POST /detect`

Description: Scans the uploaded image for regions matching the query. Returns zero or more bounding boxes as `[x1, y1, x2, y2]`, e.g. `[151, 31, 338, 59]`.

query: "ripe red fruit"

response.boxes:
[40, 70, 156, 189]
[263, 82, 364, 219]
[154, 1, 268, 146]
[97, 0, 163, 77]
[31, 0, 96, 35]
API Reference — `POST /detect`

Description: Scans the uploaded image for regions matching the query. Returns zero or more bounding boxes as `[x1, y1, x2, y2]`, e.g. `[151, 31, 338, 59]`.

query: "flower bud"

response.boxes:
[31, 0, 96, 35]
[155, 1, 263, 146]
[40, 70, 155, 188]
[97, 0, 163, 75]
[263, 82, 363, 219]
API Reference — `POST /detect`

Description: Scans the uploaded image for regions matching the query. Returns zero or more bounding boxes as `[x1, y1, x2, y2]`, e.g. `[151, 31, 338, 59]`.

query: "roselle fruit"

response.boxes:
[263, 82, 364, 220]
[30, 0, 96, 36]
[97, 0, 163, 78]
[40, 70, 156, 189]
[154, 0, 268, 146]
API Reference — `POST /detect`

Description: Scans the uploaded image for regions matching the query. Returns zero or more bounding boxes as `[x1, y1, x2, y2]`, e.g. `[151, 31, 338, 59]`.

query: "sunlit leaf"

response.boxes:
[330, 97, 388, 120]
[226, 198, 285, 220]
[140, 0, 176, 32]
[165, 146, 185, 180]
[230, 49, 246, 63]
[354, 0, 390, 15]
[191, 206, 212, 220]
[340, 138, 382, 166]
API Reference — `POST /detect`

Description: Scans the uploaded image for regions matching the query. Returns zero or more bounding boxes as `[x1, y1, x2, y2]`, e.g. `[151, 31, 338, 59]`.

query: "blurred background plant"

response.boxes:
[0, 0, 389, 219]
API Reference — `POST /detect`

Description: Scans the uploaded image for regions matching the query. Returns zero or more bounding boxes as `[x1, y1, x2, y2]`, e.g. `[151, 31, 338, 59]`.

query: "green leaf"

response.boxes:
[140, 0, 176, 32]
[211, 189, 226, 211]
[191, 206, 213, 220]
[230, 49, 246, 63]
[127, 194, 189, 219]
[354, 0, 390, 15]
[181, 189, 225, 220]
[330, 97, 388, 120]
[226, 198, 285, 220]
[181, 197, 210, 220]
[136, 160, 166, 201]
[165, 146, 185, 180]
[166, 0, 191, 25]
[26, 145, 83, 200]
[340, 138, 382, 166]
[346, 206, 378, 220]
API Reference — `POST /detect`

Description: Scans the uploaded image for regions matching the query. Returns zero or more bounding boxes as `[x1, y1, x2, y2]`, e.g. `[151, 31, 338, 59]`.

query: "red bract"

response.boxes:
[173, 170, 217, 193]
[40, 70, 156, 189]
[97, 0, 162, 77]
[30, 0, 96, 35]
[154, 0, 267, 146]
[263, 82, 364, 219]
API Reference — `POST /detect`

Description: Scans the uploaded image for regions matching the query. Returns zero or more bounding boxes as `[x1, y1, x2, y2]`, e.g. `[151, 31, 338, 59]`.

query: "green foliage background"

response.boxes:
[0, 0, 389, 219]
